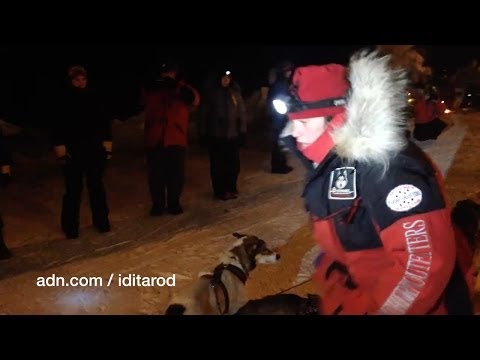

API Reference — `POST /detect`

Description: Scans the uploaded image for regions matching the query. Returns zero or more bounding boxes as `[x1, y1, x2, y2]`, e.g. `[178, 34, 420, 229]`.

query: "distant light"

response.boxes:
[273, 99, 288, 114]
[407, 92, 411, 96]
[225, 70, 231, 76]
[467, 94, 472, 97]
[444, 109, 452, 114]
[441, 100, 445, 104]
[408, 98, 415, 104]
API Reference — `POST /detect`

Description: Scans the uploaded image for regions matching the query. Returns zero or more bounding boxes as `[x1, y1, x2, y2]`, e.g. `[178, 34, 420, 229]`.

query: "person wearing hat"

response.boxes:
[267, 60, 294, 174]
[142, 62, 200, 216]
[277, 50, 475, 315]
[51, 65, 113, 239]
[0, 131, 12, 259]
[199, 70, 247, 201]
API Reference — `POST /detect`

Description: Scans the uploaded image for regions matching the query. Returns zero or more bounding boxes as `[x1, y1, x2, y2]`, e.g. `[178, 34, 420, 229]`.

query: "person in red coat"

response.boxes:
[276, 50, 475, 314]
[142, 63, 200, 216]
[412, 85, 448, 141]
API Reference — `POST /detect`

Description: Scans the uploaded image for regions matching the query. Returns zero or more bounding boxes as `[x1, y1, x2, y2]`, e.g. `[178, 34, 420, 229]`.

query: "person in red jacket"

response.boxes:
[142, 63, 200, 216]
[276, 50, 475, 315]
[412, 85, 448, 141]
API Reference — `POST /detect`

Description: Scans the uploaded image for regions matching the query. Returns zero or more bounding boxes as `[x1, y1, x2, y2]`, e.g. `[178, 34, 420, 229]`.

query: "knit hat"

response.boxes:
[287, 64, 349, 120]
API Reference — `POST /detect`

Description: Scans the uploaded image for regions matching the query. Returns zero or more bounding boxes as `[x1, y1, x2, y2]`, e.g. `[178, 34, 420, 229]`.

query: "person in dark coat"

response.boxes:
[51, 65, 113, 239]
[266, 61, 294, 174]
[199, 70, 247, 200]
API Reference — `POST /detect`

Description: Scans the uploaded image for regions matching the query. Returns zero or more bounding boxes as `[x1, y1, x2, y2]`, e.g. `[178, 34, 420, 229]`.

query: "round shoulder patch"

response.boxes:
[386, 184, 423, 212]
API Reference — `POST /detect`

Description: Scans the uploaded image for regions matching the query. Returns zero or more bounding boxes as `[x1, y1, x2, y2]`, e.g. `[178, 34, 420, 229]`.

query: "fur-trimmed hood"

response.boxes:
[332, 50, 409, 168]
[280, 50, 409, 169]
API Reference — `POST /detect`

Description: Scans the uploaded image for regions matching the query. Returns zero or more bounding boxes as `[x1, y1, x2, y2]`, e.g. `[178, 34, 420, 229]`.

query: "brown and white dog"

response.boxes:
[164, 233, 280, 315]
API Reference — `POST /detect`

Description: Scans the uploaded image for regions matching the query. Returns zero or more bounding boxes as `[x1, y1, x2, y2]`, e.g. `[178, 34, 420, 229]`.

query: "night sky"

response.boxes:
[0, 45, 479, 127]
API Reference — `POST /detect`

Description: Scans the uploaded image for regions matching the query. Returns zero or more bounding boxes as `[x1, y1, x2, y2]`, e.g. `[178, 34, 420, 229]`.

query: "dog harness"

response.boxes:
[201, 264, 248, 315]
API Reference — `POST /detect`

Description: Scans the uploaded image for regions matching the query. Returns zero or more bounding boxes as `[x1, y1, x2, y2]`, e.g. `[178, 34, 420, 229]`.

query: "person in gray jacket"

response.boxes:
[200, 70, 247, 200]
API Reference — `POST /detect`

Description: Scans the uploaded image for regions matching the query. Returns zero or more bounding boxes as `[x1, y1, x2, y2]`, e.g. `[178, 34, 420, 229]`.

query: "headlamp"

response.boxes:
[272, 99, 288, 114]
[272, 94, 347, 115]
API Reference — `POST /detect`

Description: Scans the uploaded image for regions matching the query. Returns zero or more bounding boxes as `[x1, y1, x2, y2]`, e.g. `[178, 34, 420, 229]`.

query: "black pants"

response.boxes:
[270, 119, 290, 172]
[61, 156, 109, 233]
[146, 145, 186, 209]
[271, 131, 288, 172]
[208, 137, 240, 197]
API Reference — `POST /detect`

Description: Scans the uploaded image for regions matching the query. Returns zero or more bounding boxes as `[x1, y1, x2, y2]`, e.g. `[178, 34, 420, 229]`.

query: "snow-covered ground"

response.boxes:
[0, 111, 479, 314]
[413, 120, 468, 178]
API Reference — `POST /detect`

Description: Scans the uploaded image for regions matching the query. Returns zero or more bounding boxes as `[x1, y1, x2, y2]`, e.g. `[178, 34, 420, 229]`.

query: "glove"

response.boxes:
[238, 133, 247, 148]
[0, 173, 11, 188]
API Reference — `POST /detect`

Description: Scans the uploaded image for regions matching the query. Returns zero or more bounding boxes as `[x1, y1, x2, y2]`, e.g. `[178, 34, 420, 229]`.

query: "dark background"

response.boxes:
[0, 45, 478, 127]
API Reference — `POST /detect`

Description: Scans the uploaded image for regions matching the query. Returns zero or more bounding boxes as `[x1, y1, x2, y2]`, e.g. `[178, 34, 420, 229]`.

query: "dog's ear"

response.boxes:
[232, 232, 246, 239]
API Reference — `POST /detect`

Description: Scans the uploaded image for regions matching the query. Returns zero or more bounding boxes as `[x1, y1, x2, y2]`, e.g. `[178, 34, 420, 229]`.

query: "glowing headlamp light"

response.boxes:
[273, 99, 288, 114]
[272, 95, 347, 115]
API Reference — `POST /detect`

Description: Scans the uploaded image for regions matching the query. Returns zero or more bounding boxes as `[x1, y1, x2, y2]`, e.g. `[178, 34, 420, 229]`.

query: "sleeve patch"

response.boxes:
[386, 184, 423, 212]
